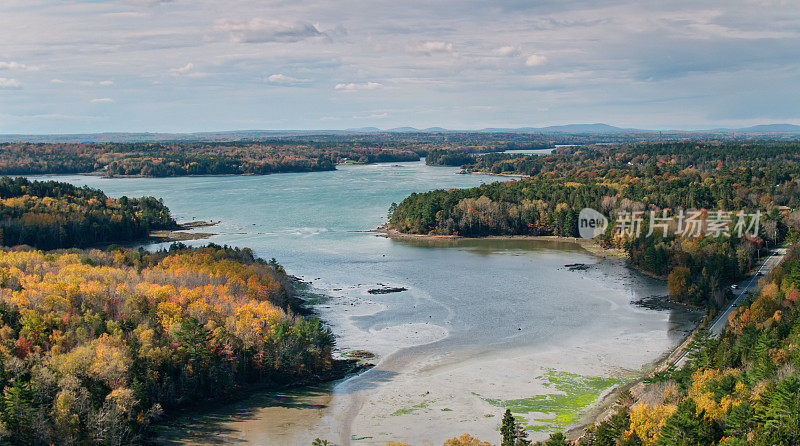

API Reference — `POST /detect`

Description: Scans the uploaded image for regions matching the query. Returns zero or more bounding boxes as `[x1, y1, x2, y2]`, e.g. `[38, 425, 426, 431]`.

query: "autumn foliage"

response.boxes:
[0, 176, 176, 250]
[576, 244, 800, 446]
[0, 244, 333, 444]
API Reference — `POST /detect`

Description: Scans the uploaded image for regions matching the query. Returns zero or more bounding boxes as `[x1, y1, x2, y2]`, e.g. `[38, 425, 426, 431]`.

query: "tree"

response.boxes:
[1, 380, 34, 444]
[667, 267, 692, 302]
[443, 433, 492, 446]
[656, 399, 721, 446]
[762, 376, 800, 444]
[501, 409, 530, 446]
[544, 432, 569, 446]
[501, 409, 516, 446]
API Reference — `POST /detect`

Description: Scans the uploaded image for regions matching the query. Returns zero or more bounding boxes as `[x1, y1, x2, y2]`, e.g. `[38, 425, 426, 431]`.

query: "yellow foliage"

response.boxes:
[443, 433, 492, 446]
[90, 334, 131, 388]
[687, 368, 745, 420]
[627, 403, 677, 445]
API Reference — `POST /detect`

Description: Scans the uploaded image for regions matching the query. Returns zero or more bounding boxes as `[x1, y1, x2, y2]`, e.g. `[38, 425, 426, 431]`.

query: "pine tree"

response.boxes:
[1, 379, 34, 443]
[501, 409, 516, 446]
[545, 432, 569, 446]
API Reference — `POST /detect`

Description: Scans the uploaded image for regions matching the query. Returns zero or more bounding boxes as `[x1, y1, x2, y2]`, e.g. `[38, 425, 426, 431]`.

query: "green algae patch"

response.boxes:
[390, 401, 429, 416]
[478, 369, 625, 433]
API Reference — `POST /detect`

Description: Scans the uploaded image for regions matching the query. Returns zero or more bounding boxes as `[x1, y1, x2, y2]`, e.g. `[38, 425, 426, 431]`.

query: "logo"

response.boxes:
[578, 208, 608, 239]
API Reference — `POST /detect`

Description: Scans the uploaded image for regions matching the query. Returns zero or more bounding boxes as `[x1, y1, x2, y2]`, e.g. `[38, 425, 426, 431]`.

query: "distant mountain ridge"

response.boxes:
[711, 124, 800, 133]
[2, 123, 800, 143]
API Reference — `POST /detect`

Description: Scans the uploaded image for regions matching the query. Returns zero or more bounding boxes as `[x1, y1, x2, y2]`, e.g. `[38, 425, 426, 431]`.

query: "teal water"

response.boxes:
[29, 161, 697, 444]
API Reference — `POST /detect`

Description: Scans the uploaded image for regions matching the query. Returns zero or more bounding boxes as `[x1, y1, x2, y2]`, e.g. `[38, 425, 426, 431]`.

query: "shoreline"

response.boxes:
[374, 224, 627, 260]
[460, 169, 530, 178]
[147, 220, 220, 243]
[376, 224, 703, 441]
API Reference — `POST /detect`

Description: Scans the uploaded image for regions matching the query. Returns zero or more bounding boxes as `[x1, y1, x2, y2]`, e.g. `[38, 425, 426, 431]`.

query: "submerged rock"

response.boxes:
[367, 286, 408, 294]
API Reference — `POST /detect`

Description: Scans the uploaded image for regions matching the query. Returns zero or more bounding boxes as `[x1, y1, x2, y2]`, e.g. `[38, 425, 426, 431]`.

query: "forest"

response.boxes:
[0, 177, 176, 250]
[389, 141, 800, 307]
[0, 141, 422, 177]
[0, 177, 340, 444]
[0, 243, 334, 444]
[0, 134, 557, 178]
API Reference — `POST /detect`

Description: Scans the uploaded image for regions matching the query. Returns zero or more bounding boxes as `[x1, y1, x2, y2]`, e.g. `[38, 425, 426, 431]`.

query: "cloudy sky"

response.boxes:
[1, 0, 799, 133]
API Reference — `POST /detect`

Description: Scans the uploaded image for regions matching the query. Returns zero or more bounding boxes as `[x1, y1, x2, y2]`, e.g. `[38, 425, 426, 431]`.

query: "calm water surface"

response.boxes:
[30, 161, 694, 444]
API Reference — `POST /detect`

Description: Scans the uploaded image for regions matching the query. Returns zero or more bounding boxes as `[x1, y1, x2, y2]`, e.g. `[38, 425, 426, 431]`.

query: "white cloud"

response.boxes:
[99, 80, 114, 86]
[169, 62, 195, 75]
[334, 82, 383, 91]
[408, 41, 454, 54]
[0, 61, 40, 71]
[0, 78, 21, 88]
[265, 74, 309, 84]
[353, 112, 388, 119]
[214, 19, 324, 43]
[90, 98, 114, 103]
[525, 54, 548, 67]
[493, 46, 519, 57]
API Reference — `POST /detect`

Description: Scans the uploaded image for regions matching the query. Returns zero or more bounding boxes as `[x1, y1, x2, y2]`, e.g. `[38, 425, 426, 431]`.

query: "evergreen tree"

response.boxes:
[544, 432, 569, 446]
[501, 409, 516, 446]
[1, 379, 34, 444]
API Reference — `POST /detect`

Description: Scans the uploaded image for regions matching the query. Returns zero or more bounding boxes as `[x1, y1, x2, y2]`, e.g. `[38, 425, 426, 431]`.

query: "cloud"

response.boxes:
[264, 74, 309, 84]
[493, 46, 520, 57]
[169, 63, 195, 74]
[407, 41, 454, 54]
[525, 54, 548, 67]
[125, 0, 175, 6]
[90, 98, 114, 103]
[214, 19, 325, 43]
[0, 61, 40, 71]
[353, 112, 388, 119]
[334, 82, 383, 91]
[0, 78, 21, 89]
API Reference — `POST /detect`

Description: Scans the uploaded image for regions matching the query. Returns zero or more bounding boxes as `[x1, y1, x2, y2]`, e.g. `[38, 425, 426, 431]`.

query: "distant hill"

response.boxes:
[733, 124, 800, 133]
[344, 127, 382, 132]
[536, 123, 637, 133]
[386, 127, 421, 132]
[3, 123, 800, 143]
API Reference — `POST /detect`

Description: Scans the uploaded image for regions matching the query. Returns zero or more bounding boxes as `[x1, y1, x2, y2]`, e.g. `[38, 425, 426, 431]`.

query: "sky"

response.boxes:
[1, 0, 799, 133]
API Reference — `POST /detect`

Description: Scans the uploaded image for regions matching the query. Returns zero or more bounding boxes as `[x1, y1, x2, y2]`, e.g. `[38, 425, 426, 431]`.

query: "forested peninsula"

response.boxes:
[389, 141, 800, 308]
[0, 178, 340, 444]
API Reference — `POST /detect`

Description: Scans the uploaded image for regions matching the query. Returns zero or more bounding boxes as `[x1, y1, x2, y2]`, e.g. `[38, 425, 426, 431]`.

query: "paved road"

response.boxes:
[708, 247, 786, 336]
[668, 247, 786, 369]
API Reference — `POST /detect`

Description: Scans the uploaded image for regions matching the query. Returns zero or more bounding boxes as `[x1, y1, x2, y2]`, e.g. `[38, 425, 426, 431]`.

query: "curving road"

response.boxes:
[667, 247, 786, 369]
[708, 247, 786, 336]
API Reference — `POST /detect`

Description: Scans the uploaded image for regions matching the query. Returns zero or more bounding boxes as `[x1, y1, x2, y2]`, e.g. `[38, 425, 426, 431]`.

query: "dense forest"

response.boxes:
[389, 141, 800, 307]
[0, 142, 417, 177]
[0, 177, 176, 250]
[0, 177, 343, 444]
[0, 243, 335, 444]
[425, 149, 478, 166]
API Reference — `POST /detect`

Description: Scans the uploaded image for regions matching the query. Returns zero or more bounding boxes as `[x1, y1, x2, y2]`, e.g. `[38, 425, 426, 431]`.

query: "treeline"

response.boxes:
[426, 149, 477, 166]
[389, 141, 800, 306]
[0, 142, 424, 177]
[0, 243, 334, 444]
[0, 177, 176, 250]
[562, 244, 800, 445]
[0, 135, 561, 177]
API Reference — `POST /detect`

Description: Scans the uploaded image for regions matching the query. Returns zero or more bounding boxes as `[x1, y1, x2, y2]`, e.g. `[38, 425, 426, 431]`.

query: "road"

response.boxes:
[708, 247, 786, 336]
[666, 247, 786, 369]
